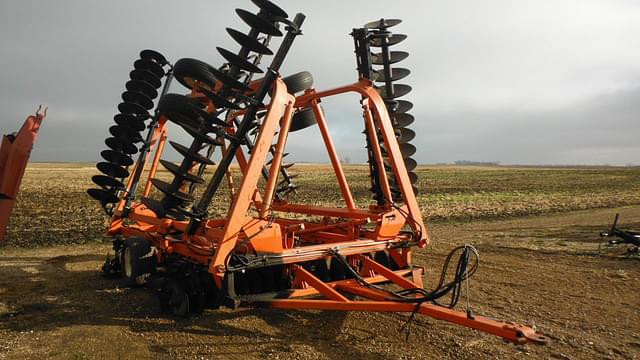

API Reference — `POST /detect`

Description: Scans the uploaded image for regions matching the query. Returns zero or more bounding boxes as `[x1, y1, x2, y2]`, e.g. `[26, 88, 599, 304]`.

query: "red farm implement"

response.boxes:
[87, 0, 547, 345]
[0, 106, 46, 244]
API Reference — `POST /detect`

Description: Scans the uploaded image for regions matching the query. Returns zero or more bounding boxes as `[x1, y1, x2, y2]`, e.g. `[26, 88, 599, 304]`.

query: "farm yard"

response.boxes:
[1, 164, 639, 359]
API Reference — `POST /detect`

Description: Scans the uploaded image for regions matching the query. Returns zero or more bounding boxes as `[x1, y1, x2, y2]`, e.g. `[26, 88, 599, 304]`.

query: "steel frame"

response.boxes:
[105, 77, 547, 345]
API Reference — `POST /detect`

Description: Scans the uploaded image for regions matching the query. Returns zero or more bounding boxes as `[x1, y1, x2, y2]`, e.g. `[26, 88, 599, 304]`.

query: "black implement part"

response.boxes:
[105, 137, 137, 155]
[118, 101, 149, 118]
[369, 34, 407, 47]
[109, 125, 143, 143]
[97, 161, 129, 179]
[371, 51, 409, 65]
[289, 107, 317, 132]
[208, 66, 252, 92]
[236, 9, 283, 36]
[200, 88, 241, 110]
[126, 80, 158, 100]
[140, 49, 168, 65]
[122, 90, 154, 110]
[159, 160, 205, 184]
[169, 141, 216, 165]
[217, 47, 264, 73]
[114, 113, 146, 132]
[92, 175, 125, 189]
[377, 84, 412, 99]
[392, 113, 415, 128]
[227, 28, 273, 55]
[87, 188, 119, 204]
[101, 149, 134, 167]
[396, 127, 416, 143]
[372, 67, 410, 83]
[130, 69, 162, 88]
[252, 0, 288, 19]
[151, 178, 195, 202]
[364, 18, 402, 29]
[134, 59, 165, 78]
[181, 124, 224, 146]
[173, 58, 218, 91]
[387, 99, 413, 114]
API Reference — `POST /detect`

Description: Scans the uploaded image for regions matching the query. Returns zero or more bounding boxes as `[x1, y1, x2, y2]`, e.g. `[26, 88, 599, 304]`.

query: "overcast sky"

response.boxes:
[1, 0, 639, 165]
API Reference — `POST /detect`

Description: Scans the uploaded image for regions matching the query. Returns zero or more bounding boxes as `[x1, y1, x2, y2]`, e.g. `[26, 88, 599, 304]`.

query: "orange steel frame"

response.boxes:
[105, 77, 547, 345]
[0, 107, 47, 244]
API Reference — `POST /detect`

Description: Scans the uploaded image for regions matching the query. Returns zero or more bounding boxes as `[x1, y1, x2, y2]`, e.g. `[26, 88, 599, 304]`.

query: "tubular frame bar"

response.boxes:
[258, 257, 548, 345]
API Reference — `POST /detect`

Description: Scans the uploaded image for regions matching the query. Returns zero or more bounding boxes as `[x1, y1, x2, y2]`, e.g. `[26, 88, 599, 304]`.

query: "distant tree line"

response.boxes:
[454, 160, 500, 166]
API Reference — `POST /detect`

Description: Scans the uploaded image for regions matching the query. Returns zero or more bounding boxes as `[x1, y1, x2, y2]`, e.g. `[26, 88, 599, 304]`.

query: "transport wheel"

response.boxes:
[160, 276, 190, 317]
[173, 58, 218, 91]
[289, 107, 318, 132]
[121, 237, 153, 286]
[183, 271, 206, 315]
[282, 71, 313, 94]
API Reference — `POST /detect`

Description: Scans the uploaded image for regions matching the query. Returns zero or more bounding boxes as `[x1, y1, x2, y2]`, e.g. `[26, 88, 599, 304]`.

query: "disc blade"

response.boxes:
[134, 59, 165, 78]
[130, 69, 162, 88]
[396, 127, 416, 143]
[114, 113, 145, 132]
[122, 90, 154, 110]
[208, 66, 251, 92]
[126, 79, 158, 100]
[109, 125, 143, 143]
[364, 19, 402, 30]
[236, 9, 282, 37]
[371, 51, 409, 65]
[226, 28, 273, 55]
[140, 49, 167, 66]
[369, 34, 407, 47]
[169, 141, 215, 165]
[217, 47, 263, 74]
[392, 113, 414, 128]
[87, 188, 119, 204]
[92, 175, 125, 189]
[372, 68, 410, 83]
[408, 171, 418, 184]
[404, 157, 417, 171]
[159, 160, 205, 184]
[97, 161, 129, 178]
[200, 88, 241, 110]
[101, 149, 134, 167]
[181, 123, 224, 146]
[118, 102, 150, 117]
[105, 137, 137, 155]
[377, 84, 412, 99]
[251, 0, 288, 19]
[150, 178, 195, 202]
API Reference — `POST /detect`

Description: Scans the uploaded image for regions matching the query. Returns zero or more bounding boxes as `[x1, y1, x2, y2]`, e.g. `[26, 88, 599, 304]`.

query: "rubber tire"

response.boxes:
[121, 237, 153, 287]
[282, 71, 314, 94]
[289, 107, 318, 132]
[161, 276, 190, 317]
[173, 58, 218, 91]
[158, 93, 204, 129]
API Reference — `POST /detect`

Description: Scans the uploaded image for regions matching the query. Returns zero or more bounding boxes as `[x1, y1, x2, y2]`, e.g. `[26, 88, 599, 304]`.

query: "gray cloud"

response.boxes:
[1, 0, 639, 165]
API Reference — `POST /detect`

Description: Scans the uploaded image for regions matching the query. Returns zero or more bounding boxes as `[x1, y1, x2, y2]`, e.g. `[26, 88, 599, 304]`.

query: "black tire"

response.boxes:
[289, 107, 318, 132]
[160, 276, 190, 317]
[121, 237, 153, 286]
[282, 71, 314, 94]
[158, 93, 204, 129]
[173, 58, 218, 91]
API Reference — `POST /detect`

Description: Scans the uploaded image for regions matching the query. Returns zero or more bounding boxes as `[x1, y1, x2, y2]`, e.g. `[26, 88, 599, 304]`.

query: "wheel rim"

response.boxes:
[123, 247, 133, 278]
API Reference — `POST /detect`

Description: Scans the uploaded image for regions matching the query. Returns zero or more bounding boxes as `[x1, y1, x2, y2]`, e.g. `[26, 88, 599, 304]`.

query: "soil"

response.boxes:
[1, 206, 639, 359]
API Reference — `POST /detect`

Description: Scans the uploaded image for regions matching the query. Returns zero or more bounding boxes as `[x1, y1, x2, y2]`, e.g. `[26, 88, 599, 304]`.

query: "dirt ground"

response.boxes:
[1, 206, 639, 359]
